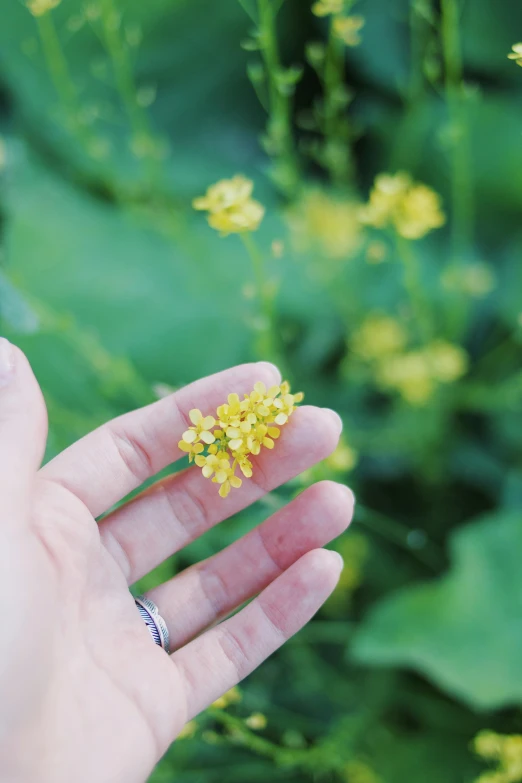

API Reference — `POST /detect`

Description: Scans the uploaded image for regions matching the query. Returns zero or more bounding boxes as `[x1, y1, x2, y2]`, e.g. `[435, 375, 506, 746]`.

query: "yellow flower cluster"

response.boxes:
[508, 44, 522, 67]
[287, 189, 362, 260]
[359, 172, 446, 240]
[441, 262, 496, 298]
[351, 314, 408, 361]
[333, 15, 365, 46]
[193, 175, 265, 236]
[178, 381, 303, 497]
[26, 0, 61, 15]
[474, 731, 522, 783]
[350, 314, 468, 405]
[312, 0, 344, 16]
[377, 340, 468, 405]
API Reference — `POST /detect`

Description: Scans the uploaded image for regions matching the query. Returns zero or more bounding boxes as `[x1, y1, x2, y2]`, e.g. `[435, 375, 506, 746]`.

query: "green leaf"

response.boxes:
[351, 510, 522, 709]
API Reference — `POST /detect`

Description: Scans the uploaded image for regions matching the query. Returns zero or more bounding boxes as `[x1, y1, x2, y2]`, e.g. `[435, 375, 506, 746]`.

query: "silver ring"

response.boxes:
[135, 596, 170, 654]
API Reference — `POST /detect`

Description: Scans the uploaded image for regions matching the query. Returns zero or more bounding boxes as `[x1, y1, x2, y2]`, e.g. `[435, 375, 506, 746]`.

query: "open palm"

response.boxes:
[0, 342, 353, 783]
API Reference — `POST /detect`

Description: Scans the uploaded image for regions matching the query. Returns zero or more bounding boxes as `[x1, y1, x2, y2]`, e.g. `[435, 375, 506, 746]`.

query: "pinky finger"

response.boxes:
[172, 548, 343, 720]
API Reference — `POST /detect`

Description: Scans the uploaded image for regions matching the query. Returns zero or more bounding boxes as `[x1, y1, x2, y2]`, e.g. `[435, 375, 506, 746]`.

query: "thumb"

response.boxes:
[0, 338, 48, 520]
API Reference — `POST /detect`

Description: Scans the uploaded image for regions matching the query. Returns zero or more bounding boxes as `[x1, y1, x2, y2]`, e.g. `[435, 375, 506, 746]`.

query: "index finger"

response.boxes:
[40, 362, 281, 517]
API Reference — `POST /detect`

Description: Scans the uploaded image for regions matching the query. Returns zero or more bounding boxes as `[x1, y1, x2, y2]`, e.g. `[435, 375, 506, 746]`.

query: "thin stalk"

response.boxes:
[321, 13, 354, 187]
[440, 0, 473, 260]
[395, 232, 433, 343]
[240, 232, 282, 366]
[37, 12, 91, 145]
[356, 504, 445, 572]
[257, 0, 300, 197]
[99, 0, 162, 184]
[207, 708, 312, 768]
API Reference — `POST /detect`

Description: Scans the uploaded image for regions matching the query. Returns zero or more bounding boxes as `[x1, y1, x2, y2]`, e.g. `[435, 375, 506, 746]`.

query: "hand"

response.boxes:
[0, 339, 354, 783]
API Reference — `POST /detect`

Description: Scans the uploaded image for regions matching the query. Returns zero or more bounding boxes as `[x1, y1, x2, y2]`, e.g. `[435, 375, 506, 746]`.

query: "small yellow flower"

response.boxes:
[177, 440, 205, 462]
[210, 459, 242, 498]
[441, 262, 496, 298]
[178, 720, 197, 740]
[351, 314, 408, 361]
[508, 43, 522, 67]
[312, 0, 344, 17]
[177, 408, 215, 462]
[212, 686, 242, 709]
[333, 15, 365, 46]
[360, 172, 445, 240]
[26, 0, 61, 15]
[394, 183, 445, 240]
[245, 712, 268, 730]
[365, 239, 388, 264]
[271, 239, 284, 258]
[193, 175, 265, 236]
[181, 409, 216, 445]
[424, 340, 468, 383]
[207, 199, 264, 235]
[287, 189, 363, 261]
[193, 175, 253, 213]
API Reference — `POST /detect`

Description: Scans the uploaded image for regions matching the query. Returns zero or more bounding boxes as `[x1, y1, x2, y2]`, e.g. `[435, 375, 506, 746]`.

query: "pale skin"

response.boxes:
[0, 339, 354, 783]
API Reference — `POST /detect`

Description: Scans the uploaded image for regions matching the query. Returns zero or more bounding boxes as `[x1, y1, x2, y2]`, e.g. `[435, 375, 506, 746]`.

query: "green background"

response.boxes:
[2, 0, 522, 780]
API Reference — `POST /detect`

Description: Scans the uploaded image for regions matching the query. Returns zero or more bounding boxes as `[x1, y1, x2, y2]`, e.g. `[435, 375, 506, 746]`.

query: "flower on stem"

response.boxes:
[287, 189, 363, 261]
[351, 314, 408, 361]
[177, 381, 303, 496]
[26, 0, 61, 16]
[350, 315, 467, 406]
[245, 713, 268, 730]
[359, 172, 445, 240]
[473, 730, 522, 783]
[376, 340, 468, 405]
[312, 0, 344, 17]
[441, 262, 496, 298]
[333, 16, 365, 47]
[508, 43, 522, 67]
[193, 175, 265, 236]
[212, 686, 242, 709]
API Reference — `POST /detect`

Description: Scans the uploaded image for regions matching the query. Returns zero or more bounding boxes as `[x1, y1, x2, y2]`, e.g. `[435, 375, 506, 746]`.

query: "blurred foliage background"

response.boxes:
[2, 0, 522, 781]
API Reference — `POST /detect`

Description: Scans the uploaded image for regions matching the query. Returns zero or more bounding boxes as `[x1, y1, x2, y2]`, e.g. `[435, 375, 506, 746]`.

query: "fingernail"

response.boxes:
[329, 551, 344, 570]
[323, 408, 343, 432]
[0, 338, 15, 388]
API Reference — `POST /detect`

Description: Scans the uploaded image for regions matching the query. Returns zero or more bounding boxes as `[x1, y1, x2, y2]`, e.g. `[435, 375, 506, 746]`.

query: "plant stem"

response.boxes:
[356, 504, 445, 571]
[208, 708, 312, 768]
[240, 232, 282, 366]
[321, 13, 354, 188]
[99, 0, 162, 185]
[256, 0, 300, 198]
[440, 0, 473, 261]
[37, 12, 90, 145]
[395, 232, 433, 343]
